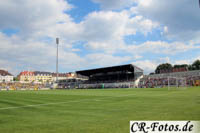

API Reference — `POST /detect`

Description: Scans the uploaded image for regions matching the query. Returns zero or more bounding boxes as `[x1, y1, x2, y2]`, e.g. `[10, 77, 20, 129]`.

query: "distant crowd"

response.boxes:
[139, 75, 200, 88]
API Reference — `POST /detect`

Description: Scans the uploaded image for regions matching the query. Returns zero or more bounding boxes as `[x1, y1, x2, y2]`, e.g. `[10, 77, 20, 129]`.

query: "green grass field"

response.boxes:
[0, 87, 200, 133]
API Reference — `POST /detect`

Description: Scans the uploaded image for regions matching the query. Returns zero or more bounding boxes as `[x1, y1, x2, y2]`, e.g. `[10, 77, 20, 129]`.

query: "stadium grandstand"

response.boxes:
[75, 64, 143, 89]
[57, 64, 143, 89]
[77, 64, 143, 83]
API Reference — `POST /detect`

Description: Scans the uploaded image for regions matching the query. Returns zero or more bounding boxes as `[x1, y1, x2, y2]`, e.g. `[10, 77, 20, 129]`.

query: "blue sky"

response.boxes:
[0, 0, 200, 75]
[67, 0, 100, 22]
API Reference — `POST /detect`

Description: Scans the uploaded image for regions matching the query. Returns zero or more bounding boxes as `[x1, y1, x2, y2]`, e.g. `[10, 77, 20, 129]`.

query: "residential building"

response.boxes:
[0, 69, 14, 82]
[18, 71, 71, 84]
[34, 71, 53, 83]
[19, 71, 35, 83]
[52, 73, 67, 82]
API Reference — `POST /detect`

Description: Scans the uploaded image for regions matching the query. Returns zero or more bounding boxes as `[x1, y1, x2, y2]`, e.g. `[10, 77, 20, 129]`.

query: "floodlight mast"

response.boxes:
[56, 38, 59, 83]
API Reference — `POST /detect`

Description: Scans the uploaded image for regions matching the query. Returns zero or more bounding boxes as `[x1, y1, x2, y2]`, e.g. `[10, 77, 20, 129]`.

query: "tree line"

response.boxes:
[154, 59, 200, 74]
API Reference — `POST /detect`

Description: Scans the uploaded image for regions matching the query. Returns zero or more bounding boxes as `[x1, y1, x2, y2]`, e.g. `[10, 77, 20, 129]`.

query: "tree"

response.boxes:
[39, 79, 43, 83]
[188, 65, 194, 71]
[149, 72, 155, 75]
[173, 64, 188, 69]
[153, 59, 200, 74]
[155, 63, 173, 74]
[14, 77, 19, 81]
[191, 60, 200, 70]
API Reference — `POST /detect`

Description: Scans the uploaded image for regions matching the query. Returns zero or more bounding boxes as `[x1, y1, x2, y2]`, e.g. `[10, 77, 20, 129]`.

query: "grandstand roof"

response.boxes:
[76, 64, 143, 76]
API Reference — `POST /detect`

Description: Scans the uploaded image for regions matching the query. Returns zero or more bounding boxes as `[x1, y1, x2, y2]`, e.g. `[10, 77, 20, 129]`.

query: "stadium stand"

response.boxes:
[139, 70, 200, 88]
[75, 64, 143, 89]
[57, 64, 143, 89]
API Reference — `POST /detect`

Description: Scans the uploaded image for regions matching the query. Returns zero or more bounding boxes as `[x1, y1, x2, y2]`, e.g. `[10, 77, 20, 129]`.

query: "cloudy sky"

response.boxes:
[0, 0, 200, 75]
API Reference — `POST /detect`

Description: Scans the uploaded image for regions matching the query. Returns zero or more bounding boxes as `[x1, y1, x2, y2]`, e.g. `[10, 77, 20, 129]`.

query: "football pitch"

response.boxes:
[0, 87, 200, 133]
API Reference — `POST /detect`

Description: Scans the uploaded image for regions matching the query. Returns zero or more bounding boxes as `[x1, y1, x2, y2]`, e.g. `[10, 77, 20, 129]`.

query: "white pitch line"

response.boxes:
[0, 99, 93, 110]
[0, 93, 136, 110]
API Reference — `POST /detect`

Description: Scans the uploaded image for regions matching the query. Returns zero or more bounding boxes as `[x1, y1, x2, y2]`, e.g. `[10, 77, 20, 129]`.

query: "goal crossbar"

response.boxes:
[167, 76, 187, 90]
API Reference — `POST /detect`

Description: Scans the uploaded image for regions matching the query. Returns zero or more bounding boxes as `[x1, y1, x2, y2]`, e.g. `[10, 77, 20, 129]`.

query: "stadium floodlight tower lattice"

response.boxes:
[56, 38, 59, 83]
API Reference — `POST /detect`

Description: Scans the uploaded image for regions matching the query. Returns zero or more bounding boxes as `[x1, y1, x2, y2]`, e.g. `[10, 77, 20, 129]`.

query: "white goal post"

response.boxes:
[167, 76, 187, 90]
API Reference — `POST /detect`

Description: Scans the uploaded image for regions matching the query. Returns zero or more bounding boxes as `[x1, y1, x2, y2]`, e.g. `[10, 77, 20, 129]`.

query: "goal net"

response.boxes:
[167, 76, 187, 90]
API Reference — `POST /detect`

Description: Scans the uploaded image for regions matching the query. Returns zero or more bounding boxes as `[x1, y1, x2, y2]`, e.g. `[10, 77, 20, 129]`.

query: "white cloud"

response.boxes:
[80, 11, 157, 41]
[85, 53, 131, 67]
[0, 32, 132, 75]
[133, 57, 170, 74]
[134, 55, 142, 60]
[133, 57, 181, 74]
[0, 0, 73, 38]
[133, 60, 158, 74]
[0, 32, 85, 75]
[174, 60, 191, 65]
[37, 10, 158, 54]
[78, 11, 158, 53]
[134, 56, 200, 74]
[133, 0, 200, 42]
[1, 0, 145, 75]
[158, 57, 170, 64]
[91, 0, 136, 10]
[1, 0, 199, 76]
[126, 41, 200, 55]
[174, 57, 200, 65]
[84, 40, 124, 54]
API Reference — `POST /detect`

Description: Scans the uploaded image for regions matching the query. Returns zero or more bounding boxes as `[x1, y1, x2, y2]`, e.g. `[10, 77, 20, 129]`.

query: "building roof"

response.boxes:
[0, 69, 13, 76]
[20, 71, 34, 76]
[19, 71, 69, 77]
[52, 73, 67, 77]
[76, 64, 143, 77]
[34, 71, 52, 75]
